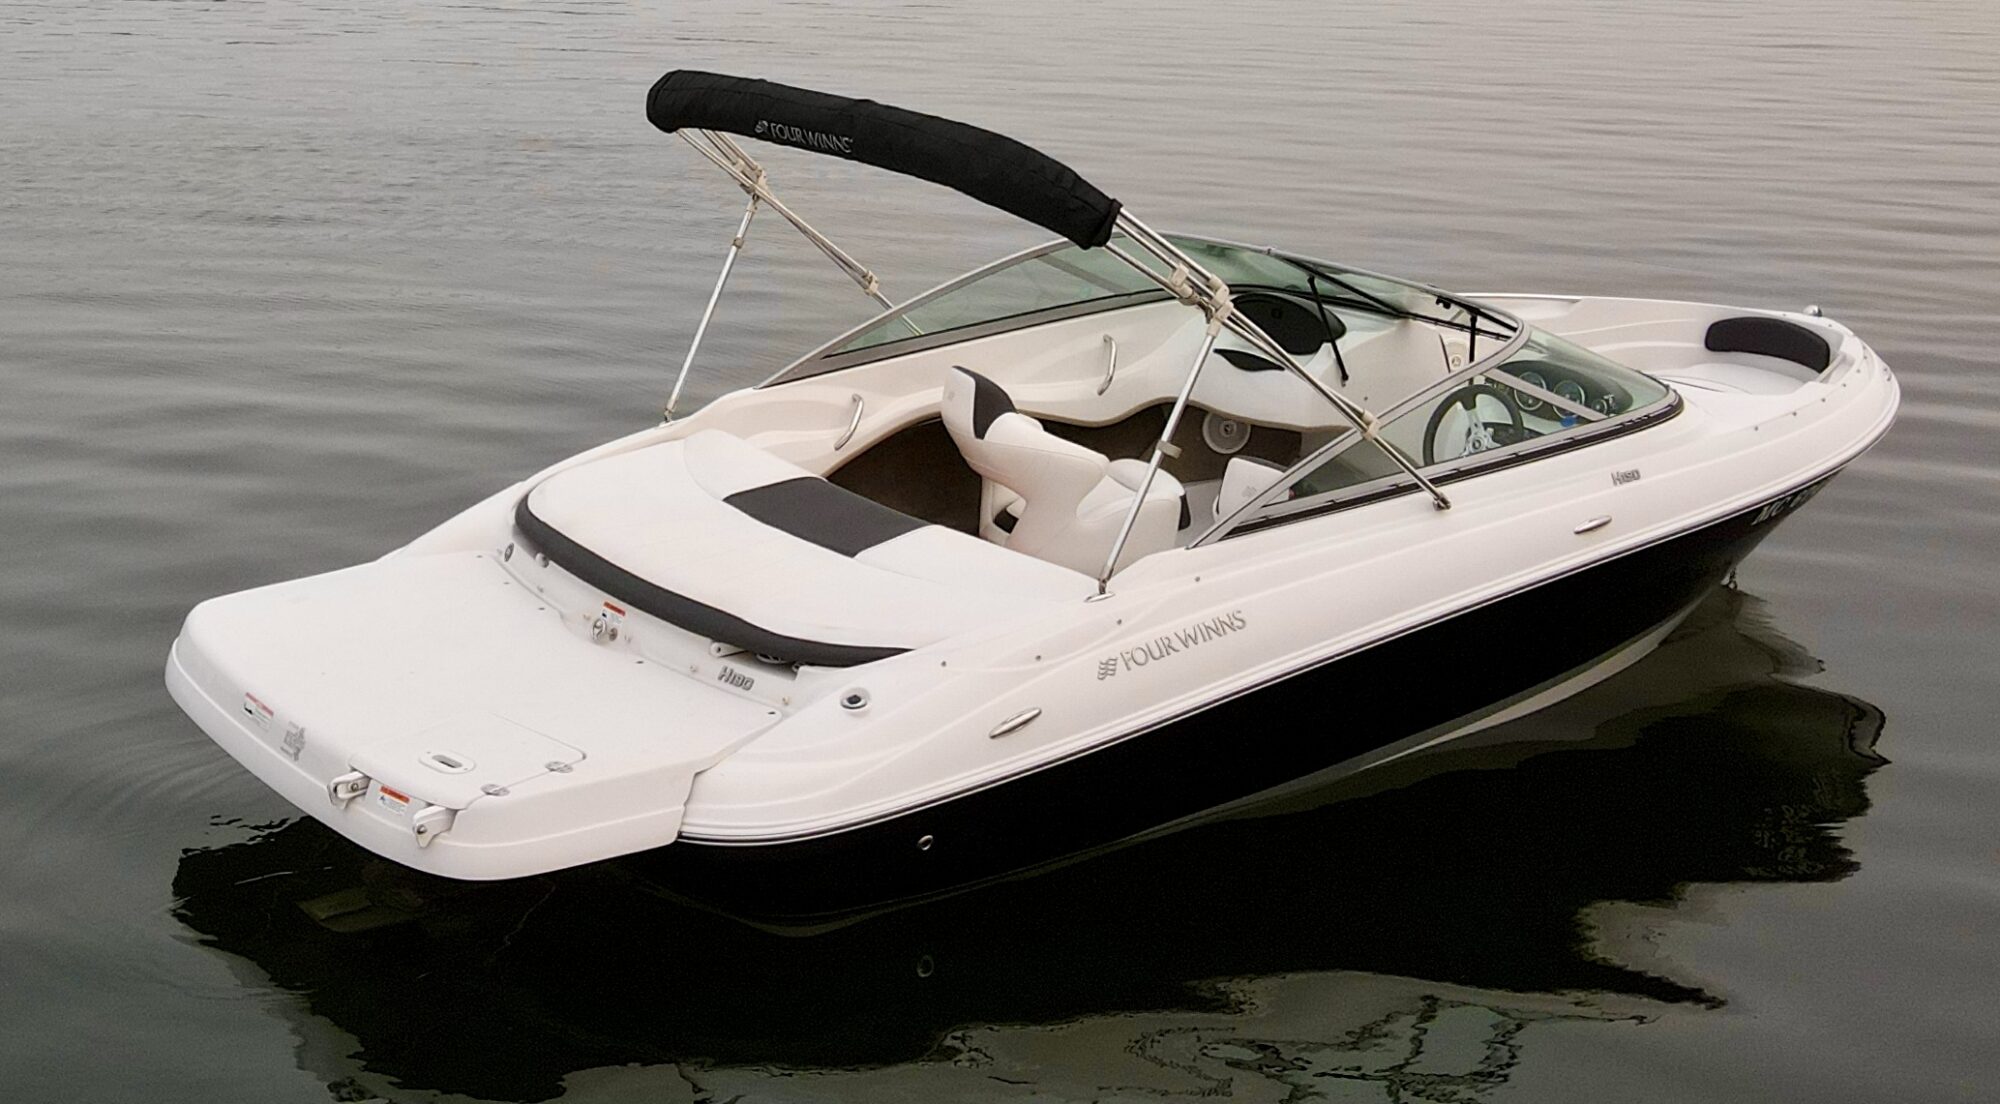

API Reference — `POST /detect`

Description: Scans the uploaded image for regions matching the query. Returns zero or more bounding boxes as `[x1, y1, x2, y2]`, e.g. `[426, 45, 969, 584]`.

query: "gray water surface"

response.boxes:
[3, 1, 1998, 1101]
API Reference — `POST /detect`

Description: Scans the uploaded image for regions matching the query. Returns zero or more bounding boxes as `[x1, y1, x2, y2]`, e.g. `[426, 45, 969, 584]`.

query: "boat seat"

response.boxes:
[1706, 315, 1830, 373]
[515, 429, 1096, 667]
[1213, 455, 1288, 520]
[941, 365, 1184, 575]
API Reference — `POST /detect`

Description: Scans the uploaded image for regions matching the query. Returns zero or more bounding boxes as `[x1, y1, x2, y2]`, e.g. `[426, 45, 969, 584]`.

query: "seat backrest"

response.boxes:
[1704, 315, 1831, 373]
[940, 364, 1022, 449]
[1214, 455, 1287, 521]
[940, 365, 1111, 551]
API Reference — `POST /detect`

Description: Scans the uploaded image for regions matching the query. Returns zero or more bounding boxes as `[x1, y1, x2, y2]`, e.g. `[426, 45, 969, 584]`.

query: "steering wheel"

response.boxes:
[1422, 382, 1525, 465]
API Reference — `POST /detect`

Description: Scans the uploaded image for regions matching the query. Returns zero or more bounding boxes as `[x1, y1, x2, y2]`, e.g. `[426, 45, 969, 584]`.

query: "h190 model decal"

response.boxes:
[1752, 481, 1825, 526]
[1097, 611, 1248, 680]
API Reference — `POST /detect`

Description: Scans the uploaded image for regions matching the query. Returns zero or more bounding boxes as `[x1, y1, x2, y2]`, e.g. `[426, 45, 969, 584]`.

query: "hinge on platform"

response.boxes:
[328, 771, 371, 808]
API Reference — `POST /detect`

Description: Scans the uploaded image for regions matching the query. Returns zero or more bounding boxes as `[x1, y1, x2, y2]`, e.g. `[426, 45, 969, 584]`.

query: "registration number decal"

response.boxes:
[1752, 482, 1824, 526]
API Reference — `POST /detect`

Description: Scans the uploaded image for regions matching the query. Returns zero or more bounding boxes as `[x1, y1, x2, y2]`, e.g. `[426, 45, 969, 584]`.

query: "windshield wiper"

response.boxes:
[1303, 268, 1352, 385]
[1268, 250, 1512, 346]
[1264, 250, 1405, 317]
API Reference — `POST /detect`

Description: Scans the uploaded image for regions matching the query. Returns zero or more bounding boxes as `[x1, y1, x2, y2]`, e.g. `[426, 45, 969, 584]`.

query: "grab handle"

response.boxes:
[834, 393, 864, 450]
[988, 707, 1042, 739]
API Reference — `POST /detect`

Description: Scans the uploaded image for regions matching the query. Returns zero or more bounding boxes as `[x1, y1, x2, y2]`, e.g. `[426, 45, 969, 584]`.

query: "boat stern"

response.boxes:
[164, 550, 784, 879]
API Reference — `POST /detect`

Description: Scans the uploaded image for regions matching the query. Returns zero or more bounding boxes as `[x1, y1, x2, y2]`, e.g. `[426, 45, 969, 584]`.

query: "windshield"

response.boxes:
[769, 236, 1485, 385]
[828, 243, 1159, 356]
[1276, 327, 1675, 507]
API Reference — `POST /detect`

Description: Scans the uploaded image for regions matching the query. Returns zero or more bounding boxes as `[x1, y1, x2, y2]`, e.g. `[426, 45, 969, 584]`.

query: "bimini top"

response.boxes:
[648, 71, 1465, 577]
[646, 70, 1122, 248]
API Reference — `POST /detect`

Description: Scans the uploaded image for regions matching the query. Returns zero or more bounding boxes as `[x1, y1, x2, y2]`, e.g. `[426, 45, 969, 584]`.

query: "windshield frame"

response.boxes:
[1200, 332, 1683, 544]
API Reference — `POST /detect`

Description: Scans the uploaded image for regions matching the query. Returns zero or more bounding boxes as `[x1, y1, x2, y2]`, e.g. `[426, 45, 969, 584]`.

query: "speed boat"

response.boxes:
[165, 72, 1899, 912]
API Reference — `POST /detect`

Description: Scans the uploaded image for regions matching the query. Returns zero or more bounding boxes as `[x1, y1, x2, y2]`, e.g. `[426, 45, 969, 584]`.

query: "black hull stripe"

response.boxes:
[685, 466, 1848, 848]
[644, 471, 1839, 919]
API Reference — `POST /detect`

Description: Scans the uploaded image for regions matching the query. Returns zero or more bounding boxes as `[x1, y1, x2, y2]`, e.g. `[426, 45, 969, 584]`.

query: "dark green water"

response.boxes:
[3, 1, 1996, 1100]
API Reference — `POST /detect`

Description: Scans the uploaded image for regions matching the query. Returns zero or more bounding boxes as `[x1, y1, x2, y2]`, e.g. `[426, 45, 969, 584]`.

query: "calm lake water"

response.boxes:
[4, 1, 1998, 1100]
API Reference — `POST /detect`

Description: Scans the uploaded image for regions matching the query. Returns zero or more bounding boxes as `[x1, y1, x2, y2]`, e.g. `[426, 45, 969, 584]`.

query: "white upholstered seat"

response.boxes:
[940, 365, 1184, 575]
[1212, 455, 1287, 521]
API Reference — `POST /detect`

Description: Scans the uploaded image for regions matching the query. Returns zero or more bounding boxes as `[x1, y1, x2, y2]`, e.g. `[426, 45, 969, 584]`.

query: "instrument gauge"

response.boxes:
[1514, 370, 1547, 411]
[1594, 393, 1622, 415]
[1555, 379, 1588, 409]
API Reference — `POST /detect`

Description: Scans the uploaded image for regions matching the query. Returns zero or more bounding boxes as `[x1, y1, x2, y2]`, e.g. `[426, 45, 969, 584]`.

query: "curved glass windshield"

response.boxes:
[1282, 329, 1674, 504]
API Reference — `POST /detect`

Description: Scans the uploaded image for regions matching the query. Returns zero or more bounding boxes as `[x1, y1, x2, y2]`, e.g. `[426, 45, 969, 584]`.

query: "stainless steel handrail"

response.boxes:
[833, 393, 864, 450]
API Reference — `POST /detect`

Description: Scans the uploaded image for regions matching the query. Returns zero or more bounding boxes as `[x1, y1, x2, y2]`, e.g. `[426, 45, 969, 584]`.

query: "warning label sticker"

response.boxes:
[376, 784, 412, 816]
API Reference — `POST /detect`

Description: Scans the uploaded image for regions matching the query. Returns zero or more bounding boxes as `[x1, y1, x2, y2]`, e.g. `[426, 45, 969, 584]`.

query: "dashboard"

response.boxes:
[1501, 358, 1639, 419]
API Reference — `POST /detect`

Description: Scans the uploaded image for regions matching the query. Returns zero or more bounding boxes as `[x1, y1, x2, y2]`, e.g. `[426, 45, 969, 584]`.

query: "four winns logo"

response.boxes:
[754, 119, 855, 154]
[1097, 611, 1248, 680]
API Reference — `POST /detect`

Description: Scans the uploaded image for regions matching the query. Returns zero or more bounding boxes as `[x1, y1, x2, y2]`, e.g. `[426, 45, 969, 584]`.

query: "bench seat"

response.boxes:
[516, 430, 1096, 667]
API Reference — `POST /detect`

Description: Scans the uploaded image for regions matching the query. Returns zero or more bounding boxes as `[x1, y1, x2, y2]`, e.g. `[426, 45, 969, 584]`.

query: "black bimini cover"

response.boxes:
[647, 70, 1122, 249]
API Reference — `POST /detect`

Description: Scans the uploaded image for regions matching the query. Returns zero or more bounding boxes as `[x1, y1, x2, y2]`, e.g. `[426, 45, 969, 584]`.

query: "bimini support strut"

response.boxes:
[1097, 309, 1224, 589]
[1093, 212, 1450, 589]
[664, 129, 912, 420]
[664, 190, 759, 421]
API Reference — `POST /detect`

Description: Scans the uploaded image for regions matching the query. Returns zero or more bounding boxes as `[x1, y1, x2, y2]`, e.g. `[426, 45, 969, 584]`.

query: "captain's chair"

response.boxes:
[941, 365, 1184, 576]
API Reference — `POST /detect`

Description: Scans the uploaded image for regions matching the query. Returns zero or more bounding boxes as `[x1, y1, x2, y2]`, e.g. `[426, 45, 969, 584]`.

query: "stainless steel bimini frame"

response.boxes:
[1085, 212, 1453, 590]
[663, 129, 917, 421]
[667, 134, 1536, 589]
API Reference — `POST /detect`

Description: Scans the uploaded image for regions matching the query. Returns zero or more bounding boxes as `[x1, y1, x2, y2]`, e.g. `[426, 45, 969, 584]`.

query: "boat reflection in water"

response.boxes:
[172, 587, 1885, 1103]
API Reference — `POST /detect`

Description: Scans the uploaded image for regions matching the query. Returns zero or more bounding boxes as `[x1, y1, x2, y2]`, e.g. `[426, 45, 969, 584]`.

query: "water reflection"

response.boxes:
[172, 588, 1884, 1102]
